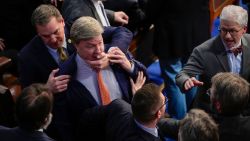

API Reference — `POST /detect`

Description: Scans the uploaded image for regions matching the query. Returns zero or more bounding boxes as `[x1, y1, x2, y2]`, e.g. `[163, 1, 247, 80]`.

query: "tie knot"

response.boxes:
[57, 47, 68, 62]
[228, 46, 242, 56]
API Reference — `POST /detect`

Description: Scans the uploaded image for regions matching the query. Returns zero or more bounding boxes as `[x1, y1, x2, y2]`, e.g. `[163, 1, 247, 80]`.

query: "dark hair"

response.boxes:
[211, 72, 250, 115]
[15, 84, 53, 130]
[179, 109, 219, 141]
[31, 4, 63, 26]
[131, 83, 163, 123]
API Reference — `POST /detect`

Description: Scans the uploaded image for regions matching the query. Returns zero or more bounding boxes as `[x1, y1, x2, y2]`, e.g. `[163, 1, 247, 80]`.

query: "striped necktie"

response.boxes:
[57, 47, 68, 62]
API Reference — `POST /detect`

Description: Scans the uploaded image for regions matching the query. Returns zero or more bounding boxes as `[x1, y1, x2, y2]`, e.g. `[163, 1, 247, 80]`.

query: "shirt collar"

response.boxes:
[134, 119, 158, 137]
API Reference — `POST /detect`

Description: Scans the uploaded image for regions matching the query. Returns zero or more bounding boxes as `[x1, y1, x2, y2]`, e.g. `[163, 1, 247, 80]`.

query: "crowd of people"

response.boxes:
[0, 0, 250, 141]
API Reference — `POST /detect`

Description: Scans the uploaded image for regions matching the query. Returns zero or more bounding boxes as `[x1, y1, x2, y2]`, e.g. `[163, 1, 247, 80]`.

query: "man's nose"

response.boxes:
[224, 31, 232, 38]
[49, 34, 57, 42]
[95, 45, 102, 53]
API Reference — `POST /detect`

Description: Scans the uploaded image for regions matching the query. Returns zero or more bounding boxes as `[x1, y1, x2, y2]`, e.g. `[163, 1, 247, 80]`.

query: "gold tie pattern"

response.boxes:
[57, 47, 68, 62]
[97, 71, 111, 105]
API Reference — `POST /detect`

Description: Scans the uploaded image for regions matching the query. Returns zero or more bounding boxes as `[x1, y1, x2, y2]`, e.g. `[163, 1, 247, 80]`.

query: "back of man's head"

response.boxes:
[211, 72, 250, 115]
[16, 84, 53, 131]
[31, 4, 63, 26]
[179, 109, 219, 141]
[131, 83, 164, 123]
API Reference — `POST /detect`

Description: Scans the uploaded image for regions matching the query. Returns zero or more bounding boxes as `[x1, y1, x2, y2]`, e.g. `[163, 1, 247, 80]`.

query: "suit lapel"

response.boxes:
[240, 35, 250, 79]
[86, 0, 102, 24]
[35, 37, 58, 69]
[213, 36, 230, 71]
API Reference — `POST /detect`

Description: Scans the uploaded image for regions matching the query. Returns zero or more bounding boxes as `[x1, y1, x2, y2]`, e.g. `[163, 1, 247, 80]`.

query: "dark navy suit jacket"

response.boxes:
[0, 126, 54, 141]
[54, 51, 146, 141]
[18, 34, 75, 88]
[78, 99, 163, 141]
[18, 26, 132, 88]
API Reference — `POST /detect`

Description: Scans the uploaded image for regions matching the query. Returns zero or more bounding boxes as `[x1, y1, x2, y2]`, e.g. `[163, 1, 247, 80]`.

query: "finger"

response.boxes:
[109, 54, 124, 60]
[108, 46, 118, 53]
[95, 53, 106, 59]
[85, 59, 97, 66]
[137, 71, 144, 82]
[0, 42, 5, 50]
[49, 68, 59, 78]
[130, 78, 135, 87]
[56, 84, 68, 93]
[184, 79, 193, 90]
[55, 78, 70, 86]
[56, 75, 71, 81]
[109, 59, 123, 64]
[193, 80, 204, 86]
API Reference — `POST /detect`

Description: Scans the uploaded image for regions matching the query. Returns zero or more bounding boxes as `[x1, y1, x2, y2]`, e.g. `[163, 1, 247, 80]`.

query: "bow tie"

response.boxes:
[228, 46, 242, 56]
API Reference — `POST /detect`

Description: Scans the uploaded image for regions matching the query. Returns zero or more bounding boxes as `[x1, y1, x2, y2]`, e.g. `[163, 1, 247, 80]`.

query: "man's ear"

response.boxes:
[156, 110, 162, 119]
[43, 113, 53, 129]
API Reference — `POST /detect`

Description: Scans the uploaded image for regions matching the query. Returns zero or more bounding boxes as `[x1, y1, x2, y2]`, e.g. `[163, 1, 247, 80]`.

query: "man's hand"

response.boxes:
[108, 47, 132, 72]
[85, 52, 109, 71]
[184, 77, 203, 91]
[46, 69, 70, 93]
[130, 71, 146, 95]
[0, 38, 5, 51]
[114, 11, 129, 25]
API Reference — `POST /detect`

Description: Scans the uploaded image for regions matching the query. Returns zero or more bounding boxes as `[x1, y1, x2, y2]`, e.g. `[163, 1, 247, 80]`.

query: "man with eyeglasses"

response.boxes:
[77, 83, 174, 141]
[176, 5, 250, 115]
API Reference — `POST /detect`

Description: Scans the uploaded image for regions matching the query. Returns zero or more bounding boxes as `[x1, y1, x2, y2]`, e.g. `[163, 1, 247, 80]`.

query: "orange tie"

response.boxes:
[97, 71, 111, 105]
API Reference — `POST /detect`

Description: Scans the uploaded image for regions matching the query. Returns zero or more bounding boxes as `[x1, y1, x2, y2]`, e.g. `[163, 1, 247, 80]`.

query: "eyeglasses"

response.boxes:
[153, 96, 168, 115]
[218, 26, 243, 36]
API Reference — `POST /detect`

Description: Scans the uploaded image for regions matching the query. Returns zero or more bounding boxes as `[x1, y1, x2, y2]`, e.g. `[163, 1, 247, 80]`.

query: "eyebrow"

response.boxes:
[40, 27, 60, 37]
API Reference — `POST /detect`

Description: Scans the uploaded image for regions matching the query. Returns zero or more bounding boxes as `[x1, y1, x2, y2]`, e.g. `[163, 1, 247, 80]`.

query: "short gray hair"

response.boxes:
[70, 16, 104, 43]
[220, 5, 248, 27]
[31, 4, 63, 26]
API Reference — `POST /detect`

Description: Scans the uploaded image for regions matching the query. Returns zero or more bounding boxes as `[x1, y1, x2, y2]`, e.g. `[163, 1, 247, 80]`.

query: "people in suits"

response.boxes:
[103, 0, 147, 32]
[55, 16, 146, 141]
[146, 0, 210, 119]
[176, 5, 250, 114]
[18, 4, 133, 93]
[61, 0, 128, 29]
[0, 83, 54, 141]
[77, 83, 165, 141]
[160, 72, 250, 141]
[210, 72, 250, 141]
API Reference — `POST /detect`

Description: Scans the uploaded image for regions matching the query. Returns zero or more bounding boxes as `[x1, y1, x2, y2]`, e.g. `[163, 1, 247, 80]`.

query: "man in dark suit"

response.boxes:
[77, 83, 165, 141]
[146, 0, 210, 119]
[61, 0, 128, 29]
[176, 5, 250, 114]
[18, 4, 133, 93]
[209, 72, 250, 141]
[0, 83, 54, 141]
[158, 72, 250, 141]
[55, 16, 146, 141]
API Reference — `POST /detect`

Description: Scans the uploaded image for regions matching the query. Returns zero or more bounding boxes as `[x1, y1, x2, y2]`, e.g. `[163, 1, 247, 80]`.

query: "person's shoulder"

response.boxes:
[0, 125, 11, 131]
[194, 36, 219, 52]
[20, 35, 43, 56]
[108, 99, 132, 114]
